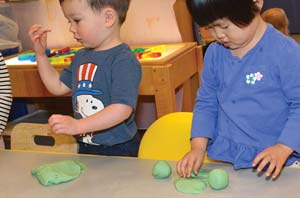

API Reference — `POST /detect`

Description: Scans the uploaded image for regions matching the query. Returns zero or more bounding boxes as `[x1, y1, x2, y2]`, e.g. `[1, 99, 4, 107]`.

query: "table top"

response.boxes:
[0, 150, 299, 198]
[4, 43, 196, 69]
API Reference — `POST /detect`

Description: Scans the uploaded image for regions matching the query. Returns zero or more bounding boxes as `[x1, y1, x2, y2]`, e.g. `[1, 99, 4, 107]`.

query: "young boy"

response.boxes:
[28, 0, 142, 157]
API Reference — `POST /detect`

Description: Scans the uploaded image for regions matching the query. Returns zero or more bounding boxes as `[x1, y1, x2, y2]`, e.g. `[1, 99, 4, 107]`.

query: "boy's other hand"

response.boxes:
[48, 114, 82, 136]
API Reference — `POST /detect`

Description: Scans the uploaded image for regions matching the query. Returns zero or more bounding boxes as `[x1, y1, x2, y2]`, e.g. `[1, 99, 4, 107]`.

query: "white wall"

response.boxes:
[8, 0, 182, 50]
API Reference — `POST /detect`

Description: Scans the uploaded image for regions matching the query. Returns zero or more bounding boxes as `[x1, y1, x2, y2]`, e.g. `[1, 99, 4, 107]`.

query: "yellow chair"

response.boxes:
[10, 123, 78, 153]
[138, 112, 193, 161]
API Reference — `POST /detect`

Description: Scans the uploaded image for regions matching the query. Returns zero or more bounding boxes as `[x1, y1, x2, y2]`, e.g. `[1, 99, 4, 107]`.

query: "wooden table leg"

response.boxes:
[152, 66, 177, 118]
[182, 73, 199, 112]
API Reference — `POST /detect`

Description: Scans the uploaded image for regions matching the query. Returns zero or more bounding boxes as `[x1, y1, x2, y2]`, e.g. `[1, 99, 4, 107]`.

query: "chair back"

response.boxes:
[10, 123, 78, 153]
[138, 112, 192, 160]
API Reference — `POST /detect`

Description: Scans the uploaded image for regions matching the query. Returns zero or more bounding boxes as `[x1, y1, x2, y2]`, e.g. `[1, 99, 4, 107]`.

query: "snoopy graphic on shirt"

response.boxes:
[73, 63, 104, 145]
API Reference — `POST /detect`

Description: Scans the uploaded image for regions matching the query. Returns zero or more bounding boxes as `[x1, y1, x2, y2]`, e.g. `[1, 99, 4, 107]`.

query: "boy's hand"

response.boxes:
[28, 24, 51, 55]
[48, 114, 82, 136]
[252, 144, 293, 179]
[176, 149, 205, 178]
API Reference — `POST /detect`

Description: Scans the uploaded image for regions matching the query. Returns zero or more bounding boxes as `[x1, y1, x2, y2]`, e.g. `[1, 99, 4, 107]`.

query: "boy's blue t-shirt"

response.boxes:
[60, 43, 142, 146]
[192, 25, 300, 168]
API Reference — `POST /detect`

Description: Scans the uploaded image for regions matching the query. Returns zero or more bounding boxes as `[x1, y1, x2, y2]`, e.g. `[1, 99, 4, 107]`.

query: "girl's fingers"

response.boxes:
[179, 159, 188, 178]
[186, 159, 194, 178]
[253, 153, 264, 167]
[271, 165, 282, 179]
[265, 159, 276, 177]
[193, 158, 202, 175]
[256, 156, 271, 172]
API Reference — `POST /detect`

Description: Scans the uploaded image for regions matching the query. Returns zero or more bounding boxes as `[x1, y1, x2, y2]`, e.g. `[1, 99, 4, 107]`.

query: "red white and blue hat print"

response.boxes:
[73, 63, 103, 98]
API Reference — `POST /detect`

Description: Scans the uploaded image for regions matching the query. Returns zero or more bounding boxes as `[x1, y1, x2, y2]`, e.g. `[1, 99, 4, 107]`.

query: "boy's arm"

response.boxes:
[29, 24, 70, 95]
[77, 103, 132, 133]
[36, 54, 70, 95]
[49, 103, 132, 135]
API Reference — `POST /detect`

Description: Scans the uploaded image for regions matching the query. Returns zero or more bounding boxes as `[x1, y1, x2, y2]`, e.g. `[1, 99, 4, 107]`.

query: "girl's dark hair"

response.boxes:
[186, 0, 260, 27]
[59, 0, 131, 24]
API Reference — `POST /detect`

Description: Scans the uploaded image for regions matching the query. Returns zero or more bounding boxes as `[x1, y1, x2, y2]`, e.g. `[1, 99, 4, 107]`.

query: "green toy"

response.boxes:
[32, 159, 87, 186]
[152, 160, 172, 179]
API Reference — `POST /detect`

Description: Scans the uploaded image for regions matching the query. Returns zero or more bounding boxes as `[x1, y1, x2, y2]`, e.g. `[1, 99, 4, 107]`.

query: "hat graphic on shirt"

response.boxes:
[72, 63, 103, 99]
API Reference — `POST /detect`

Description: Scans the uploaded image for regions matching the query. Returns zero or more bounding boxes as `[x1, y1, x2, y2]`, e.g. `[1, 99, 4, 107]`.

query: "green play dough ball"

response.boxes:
[174, 178, 207, 194]
[208, 168, 229, 190]
[152, 160, 172, 179]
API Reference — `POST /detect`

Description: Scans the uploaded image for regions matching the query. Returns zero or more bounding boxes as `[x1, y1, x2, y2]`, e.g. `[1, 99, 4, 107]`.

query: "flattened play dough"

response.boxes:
[152, 160, 172, 179]
[208, 168, 229, 190]
[32, 160, 87, 186]
[174, 178, 207, 194]
[191, 168, 211, 181]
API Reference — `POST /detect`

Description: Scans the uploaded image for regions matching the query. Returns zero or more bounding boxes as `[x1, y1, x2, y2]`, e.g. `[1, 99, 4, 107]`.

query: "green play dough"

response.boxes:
[174, 178, 207, 194]
[32, 160, 87, 186]
[208, 168, 229, 190]
[152, 160, 172, 179]
[191, 168, 211, 181]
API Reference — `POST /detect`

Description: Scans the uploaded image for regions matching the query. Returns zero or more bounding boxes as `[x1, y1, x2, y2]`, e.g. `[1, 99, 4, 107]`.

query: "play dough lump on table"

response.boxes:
[152, 160, 172, 179]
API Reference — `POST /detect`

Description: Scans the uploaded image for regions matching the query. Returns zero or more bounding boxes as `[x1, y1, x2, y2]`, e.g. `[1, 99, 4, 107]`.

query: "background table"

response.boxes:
[5, 42, 200, 118]
[0, 150, 299, 198]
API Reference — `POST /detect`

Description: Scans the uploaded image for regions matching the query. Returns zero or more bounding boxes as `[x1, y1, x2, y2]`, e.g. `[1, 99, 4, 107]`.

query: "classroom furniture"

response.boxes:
[138, 112, 192, 160]
[10, 123, 78, 153]
[2, 109, 51, 149]
[138, 112, 214, 163]
[0, 149, 299, 198]
[5, 42, 200, 118]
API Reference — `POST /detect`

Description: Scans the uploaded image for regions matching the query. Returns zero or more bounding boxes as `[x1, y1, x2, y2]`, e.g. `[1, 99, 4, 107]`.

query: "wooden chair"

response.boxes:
[10, 123, 78, 153]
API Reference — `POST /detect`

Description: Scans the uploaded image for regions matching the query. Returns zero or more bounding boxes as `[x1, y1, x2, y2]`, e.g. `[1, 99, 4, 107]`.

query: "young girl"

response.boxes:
[177, 0, 300, 179]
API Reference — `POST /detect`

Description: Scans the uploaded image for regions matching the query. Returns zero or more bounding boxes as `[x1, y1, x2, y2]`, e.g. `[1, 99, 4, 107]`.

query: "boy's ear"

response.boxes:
[103, 7, 117, 27]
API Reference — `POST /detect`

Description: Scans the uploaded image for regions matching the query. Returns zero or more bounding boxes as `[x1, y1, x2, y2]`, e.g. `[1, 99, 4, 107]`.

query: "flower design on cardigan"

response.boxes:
[254, 72, 263, 81]
[246, 72, 263, 85]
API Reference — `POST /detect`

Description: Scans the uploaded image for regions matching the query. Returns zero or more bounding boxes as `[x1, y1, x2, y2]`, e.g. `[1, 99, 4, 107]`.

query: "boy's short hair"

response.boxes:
[186, 0, 260, 27]
[59, 0, 131, 24]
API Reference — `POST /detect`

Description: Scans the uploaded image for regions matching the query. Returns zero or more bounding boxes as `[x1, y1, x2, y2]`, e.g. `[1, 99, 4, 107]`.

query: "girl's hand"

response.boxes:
[252, 144, 293, 179]
[48, 114, 83, 136]
[28, 24, 51, 55]
[176, 148, 205, 178]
